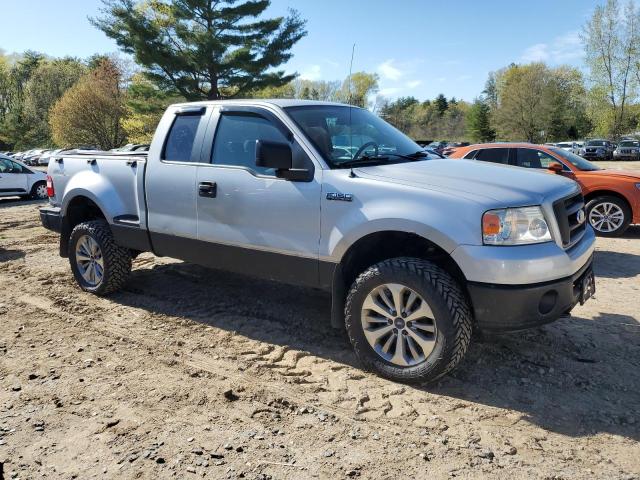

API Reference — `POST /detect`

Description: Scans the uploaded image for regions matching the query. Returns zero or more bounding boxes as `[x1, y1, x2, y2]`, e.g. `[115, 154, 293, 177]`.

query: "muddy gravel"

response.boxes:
[1, 175, 639, 479]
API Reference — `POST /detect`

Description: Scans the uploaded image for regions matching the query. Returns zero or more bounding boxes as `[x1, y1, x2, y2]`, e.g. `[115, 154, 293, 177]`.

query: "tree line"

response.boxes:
[1, 0, 640, 150]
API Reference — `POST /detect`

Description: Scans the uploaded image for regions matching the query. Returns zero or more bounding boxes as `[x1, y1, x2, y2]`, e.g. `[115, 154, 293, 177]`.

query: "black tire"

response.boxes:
[586, 195, 631, 237]
[30, 181, 47, 200]
[344, 257, 473, 384]
[68, 220, 132, 295]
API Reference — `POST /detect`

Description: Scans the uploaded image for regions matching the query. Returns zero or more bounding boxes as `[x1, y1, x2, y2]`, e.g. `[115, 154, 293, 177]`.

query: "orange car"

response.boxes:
[448, 143, 640, 236]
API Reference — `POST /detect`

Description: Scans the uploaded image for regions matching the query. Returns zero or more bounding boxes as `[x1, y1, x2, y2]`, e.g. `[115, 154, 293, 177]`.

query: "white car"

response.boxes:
[0, 154, 48, 200]
[38, 149, 64, 166]
[555, 142, 575, 151]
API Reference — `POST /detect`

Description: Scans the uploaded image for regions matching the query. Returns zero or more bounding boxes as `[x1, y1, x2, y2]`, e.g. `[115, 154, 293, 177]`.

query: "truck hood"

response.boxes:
[355, 159, 578, 206]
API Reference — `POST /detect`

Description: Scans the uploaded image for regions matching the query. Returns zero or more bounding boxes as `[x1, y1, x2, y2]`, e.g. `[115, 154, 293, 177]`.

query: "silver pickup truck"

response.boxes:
[40, 100, 596, 383]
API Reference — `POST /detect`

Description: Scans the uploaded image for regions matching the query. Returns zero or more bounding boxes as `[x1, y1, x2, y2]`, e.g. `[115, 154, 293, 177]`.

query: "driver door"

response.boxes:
[195, 107, 322, 287]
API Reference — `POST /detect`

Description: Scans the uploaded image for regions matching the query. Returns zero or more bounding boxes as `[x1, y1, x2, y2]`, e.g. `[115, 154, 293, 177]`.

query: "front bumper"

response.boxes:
[468, 255, 594, 332]
[39, 206, 62, 233]
[613, 153, 640, 161]
[582, 152, 608, 160]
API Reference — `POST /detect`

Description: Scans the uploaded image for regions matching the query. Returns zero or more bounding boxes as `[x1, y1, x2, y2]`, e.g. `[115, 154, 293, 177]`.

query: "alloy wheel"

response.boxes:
[589, 202, 625, 233]
[75, 235, 104, 286]
[360, 283, 437, 367]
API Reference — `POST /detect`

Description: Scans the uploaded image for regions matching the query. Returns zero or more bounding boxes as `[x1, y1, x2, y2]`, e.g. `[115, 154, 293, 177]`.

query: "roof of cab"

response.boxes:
[170, 99, 355, 109]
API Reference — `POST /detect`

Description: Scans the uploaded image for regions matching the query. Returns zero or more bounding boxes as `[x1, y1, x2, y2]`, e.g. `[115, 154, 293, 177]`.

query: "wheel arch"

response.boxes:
[329, 230, 470, 329]
[59, 195, 107, 257]
[584, 189, 632, 211]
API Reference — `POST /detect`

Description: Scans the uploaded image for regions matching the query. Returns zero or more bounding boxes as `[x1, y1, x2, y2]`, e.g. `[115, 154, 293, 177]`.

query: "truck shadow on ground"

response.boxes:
[0, 197, 45, 209]
[0, 247, 25, 262]
[594, 248, 640, 278]
[113, 260, 640, 442]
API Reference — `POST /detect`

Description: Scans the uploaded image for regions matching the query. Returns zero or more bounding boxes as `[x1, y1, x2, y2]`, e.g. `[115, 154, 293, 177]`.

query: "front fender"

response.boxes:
[326, 217, 461, 263]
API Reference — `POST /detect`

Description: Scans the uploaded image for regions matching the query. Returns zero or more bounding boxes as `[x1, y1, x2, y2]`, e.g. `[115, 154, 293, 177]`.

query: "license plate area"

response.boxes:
[578, 268, 596, 305]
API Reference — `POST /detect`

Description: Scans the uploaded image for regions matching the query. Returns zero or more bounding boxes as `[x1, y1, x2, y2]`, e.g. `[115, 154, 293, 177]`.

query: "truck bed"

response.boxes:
[48, 150, 149, 231]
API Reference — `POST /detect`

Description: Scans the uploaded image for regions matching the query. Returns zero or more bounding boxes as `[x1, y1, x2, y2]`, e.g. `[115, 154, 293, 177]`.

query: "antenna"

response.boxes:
[348, 43, 356, 178]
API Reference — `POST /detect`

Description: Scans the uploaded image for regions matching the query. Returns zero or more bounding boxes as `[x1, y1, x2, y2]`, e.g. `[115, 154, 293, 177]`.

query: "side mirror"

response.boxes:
[255, 140, 313, 181]
[255, 140, 292, 170]
[547, 162, 564, 173]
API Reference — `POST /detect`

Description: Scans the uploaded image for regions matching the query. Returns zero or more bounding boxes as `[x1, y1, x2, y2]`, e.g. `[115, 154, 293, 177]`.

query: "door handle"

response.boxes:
[198, 181, 217, 198]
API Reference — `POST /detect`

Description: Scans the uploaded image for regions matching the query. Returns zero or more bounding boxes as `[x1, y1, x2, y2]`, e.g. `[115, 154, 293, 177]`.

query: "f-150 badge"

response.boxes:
[326, 193, 353, 202]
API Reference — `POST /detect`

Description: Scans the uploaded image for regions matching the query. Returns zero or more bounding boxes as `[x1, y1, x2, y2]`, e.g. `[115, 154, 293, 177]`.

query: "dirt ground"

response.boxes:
[1, 162, 639, 479]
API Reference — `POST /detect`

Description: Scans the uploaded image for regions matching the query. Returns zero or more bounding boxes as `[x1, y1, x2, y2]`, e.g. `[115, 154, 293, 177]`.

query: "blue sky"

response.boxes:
[1, 0, 600, 101]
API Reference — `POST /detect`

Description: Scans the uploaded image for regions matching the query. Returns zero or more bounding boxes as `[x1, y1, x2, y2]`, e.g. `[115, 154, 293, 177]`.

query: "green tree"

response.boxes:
[122, 73, 184, 143]
[434, 93, 448, 115]
[583, 0, 640, 138]
[21, 58, 86, 146]
[340, 71, 379, 108]
[466, 98, 495, 142]
[92, 0, 307, 100]
[50, 60, 127, 149]
[0, 51, 46, 148]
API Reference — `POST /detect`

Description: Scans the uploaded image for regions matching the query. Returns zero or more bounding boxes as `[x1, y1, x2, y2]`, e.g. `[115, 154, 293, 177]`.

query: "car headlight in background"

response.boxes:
[482, 206, 552, 245]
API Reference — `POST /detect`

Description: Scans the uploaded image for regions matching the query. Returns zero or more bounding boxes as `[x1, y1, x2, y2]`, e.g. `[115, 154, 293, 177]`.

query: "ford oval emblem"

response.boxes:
[576, 209, 586, 224]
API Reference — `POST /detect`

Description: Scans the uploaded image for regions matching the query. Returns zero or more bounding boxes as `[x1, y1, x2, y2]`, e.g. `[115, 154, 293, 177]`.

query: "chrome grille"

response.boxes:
[553, 193, 586, 249]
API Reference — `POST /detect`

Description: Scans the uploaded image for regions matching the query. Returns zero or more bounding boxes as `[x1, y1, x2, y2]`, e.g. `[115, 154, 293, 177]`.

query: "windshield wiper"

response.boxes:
[337, 154, 392, 169]
[338, 150, 430, 169]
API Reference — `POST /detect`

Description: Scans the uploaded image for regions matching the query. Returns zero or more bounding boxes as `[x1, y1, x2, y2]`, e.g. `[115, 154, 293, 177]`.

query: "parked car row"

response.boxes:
[547, 138, 640, 161]
[3, 144, 150, 167]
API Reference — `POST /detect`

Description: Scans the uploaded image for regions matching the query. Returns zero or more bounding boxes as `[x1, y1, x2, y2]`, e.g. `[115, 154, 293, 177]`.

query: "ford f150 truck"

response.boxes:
[40, 100, 596, 383]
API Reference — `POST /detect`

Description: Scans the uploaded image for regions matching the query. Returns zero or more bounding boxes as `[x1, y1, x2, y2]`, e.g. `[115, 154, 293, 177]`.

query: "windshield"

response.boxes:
[285, 105, 434, 168]
[586, 140, 606, 146]
[620, 141, 639, 147]
[550, 147, 601, 171]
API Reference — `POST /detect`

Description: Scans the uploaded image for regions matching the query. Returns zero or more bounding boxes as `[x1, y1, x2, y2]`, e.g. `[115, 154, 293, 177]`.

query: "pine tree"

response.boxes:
[466, 98, 495, 142]
[434, 94, 448, 115]
[92, 0, 307, 100]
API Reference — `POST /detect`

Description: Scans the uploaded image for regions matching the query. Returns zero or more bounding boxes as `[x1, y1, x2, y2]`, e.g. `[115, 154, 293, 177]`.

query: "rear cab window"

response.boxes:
[163, 112, 207, 163]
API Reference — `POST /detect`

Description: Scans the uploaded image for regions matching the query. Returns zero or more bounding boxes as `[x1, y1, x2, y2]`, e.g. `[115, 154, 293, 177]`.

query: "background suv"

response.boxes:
[449, 143, 640, 236]
[613, 140, 640, 161]
[580, 139, 614, 160]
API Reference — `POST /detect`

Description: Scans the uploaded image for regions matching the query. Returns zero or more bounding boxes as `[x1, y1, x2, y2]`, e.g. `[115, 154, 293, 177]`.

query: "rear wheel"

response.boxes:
[69, 220, 131, 295]
[345, 257, 473, 384]
[586, 196, 631, 237]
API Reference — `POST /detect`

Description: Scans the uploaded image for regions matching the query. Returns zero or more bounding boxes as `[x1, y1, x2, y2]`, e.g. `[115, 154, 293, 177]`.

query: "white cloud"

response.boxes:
[406, 80, 422, 88]
[521, 31, 583, 64]
[378, 87, 401, 97]
[377, 59, 404, 81]
[300, 64, 322, 81]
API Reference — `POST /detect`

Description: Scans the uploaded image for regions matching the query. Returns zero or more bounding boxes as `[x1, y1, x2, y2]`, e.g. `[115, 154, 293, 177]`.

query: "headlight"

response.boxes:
[482, 206, 552, 245]
[579, 149, 585, 154]
[636, 183, 640, 190]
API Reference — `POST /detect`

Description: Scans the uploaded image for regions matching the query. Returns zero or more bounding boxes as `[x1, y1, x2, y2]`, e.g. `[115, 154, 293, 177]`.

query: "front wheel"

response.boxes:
[69, 220, 132, 295]
[586, 196, 631, 237]
[344, 257, 473, 384]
